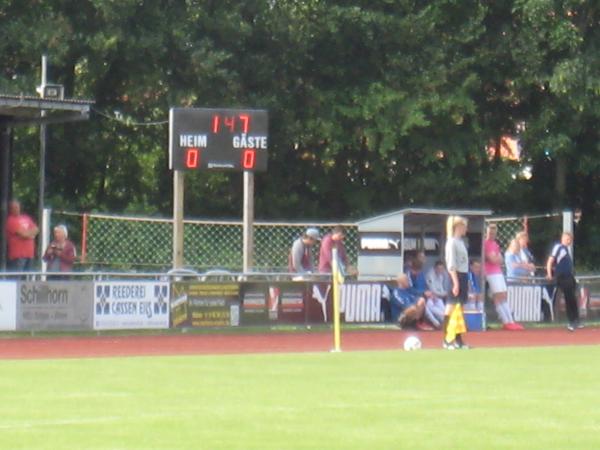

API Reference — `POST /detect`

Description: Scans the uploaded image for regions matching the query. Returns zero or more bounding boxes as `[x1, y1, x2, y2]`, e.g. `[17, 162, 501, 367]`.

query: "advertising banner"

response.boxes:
[171, 283, 240, 327]
[17, 281, 94, 331]
[0, 281, 17, 331]
[275, 284, 308, 323]
[340, 283, 383, 323]
[310, 282, 386, 323]
[94, 282, 170, 330]
[241, 284, 269, 325]
[507, 285, 543, 322]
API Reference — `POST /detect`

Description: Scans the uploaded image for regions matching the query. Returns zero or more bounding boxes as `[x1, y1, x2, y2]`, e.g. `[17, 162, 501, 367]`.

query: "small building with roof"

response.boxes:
[356, 207, 492, 279]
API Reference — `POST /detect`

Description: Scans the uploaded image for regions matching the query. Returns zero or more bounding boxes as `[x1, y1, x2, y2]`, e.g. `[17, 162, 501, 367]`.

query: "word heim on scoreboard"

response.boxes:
[169, 108, 268, 172]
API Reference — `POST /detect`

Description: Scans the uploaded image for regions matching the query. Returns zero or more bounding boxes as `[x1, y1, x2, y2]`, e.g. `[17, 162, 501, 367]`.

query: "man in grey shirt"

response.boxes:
[288, 228, 321, 273]
[424, 260, 450, 329]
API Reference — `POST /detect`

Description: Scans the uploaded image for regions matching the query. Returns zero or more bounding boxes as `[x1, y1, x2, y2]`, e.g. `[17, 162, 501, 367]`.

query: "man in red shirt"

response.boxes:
[318, 225, 347, 273]
[5, 200, 39, 271]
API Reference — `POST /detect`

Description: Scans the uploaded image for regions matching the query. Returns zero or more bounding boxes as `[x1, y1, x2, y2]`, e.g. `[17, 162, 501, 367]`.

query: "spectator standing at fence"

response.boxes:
[546, 232, 582, 331]
[5, 200, 39, 271]
[288, 228, 320, 274]
[484, 224, 523, 331]
[318, 225, 347, 273]
[516, 231, 536, 273]
[43, 225, 76, 273]
[443, 216, 470, 349]
[424, 261, 449, 329]
[505, 239, 535, 278]
[467, 260, 483, 311]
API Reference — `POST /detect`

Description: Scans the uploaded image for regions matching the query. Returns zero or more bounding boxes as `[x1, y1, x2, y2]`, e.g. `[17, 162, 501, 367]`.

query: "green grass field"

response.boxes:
[0, 346, 599, 449]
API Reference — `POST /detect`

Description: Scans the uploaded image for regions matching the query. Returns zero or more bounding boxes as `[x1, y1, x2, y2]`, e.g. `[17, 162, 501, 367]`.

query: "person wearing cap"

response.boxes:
[43, 224, 76, 273]
[288, 228, 320, 273]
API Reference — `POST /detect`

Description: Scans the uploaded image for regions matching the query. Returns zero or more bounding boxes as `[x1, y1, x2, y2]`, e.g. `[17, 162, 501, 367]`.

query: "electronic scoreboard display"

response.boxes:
[169, 108, 268, 171]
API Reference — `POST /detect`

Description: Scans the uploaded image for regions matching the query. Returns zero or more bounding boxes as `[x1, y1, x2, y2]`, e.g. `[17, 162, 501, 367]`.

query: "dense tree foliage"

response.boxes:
[1, 0, 600, 265]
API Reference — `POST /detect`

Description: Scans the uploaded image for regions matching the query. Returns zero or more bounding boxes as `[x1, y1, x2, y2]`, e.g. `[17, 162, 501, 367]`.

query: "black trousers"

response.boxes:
[556, 274, 579, 324]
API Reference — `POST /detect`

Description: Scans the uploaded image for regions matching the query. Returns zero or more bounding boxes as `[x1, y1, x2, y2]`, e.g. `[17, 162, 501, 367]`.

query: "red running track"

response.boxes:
[0, 327, 599, 359]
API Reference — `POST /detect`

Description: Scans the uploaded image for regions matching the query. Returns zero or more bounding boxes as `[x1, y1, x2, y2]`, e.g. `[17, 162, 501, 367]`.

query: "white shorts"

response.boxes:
[486, 274, 507, 294]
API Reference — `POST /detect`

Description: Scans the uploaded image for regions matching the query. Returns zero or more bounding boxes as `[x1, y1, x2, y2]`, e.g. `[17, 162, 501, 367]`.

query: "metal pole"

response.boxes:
[173, 170, 185, 269]
[243, 171, 254, 272]
[0, 125, 11, 270]
[332, 247, 341, 352]
[81, 213, 89, 264]
[38, 54, 48, 267]
[40, 208, 51, 274]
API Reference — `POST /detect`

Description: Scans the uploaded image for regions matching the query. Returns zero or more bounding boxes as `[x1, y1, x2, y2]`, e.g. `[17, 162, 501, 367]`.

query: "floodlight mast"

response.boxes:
[38, 54, 48, 272]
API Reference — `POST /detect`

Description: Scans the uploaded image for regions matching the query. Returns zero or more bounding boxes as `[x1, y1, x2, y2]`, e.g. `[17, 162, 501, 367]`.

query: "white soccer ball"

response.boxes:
[403, 335, 422, 351]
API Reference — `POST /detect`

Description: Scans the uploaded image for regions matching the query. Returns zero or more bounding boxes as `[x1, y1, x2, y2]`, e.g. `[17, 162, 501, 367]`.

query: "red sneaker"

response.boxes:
[512, 322, 525, 330]
[502, 323, 519, 331]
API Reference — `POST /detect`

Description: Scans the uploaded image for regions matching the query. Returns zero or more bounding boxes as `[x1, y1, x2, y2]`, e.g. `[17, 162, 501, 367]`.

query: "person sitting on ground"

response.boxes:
[505, 238, 535, 278]
[424, 261, 450, 329]
[390, 273, 427, 329]
[466, 260, 484, 311]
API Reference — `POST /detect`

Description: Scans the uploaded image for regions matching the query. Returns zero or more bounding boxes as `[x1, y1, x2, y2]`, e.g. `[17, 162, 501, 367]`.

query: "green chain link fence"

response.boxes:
[485, 213, 563, 267]
[53, 212, 357, 271]
[51, 211, 562, 272]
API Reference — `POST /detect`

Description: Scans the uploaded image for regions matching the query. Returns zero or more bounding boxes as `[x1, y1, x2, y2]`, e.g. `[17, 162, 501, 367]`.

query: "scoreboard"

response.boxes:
[169, 108, 268, 171]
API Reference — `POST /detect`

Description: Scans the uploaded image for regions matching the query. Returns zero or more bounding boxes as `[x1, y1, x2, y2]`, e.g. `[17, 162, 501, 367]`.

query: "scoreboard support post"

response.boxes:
[173, 169, 185, 269]
[243, 171, 254, 272]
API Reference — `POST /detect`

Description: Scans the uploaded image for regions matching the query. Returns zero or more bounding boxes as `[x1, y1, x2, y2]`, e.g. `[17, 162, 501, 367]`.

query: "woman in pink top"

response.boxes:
[484, 224, 523, 331]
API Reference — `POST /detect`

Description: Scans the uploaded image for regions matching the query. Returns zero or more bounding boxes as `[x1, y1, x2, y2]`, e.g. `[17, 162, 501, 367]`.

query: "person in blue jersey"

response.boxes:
[466, 260, 483, 312]
[407, 256, 429, 296]
[390, 273, 426, 329]
[546, 232, 582, 331]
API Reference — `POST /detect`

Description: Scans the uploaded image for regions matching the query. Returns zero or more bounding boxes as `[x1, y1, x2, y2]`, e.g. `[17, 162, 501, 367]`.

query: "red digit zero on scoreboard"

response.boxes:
[242, 149, 256, 170]
[169, 108, 268, 172]
[185, 148, 200, 169]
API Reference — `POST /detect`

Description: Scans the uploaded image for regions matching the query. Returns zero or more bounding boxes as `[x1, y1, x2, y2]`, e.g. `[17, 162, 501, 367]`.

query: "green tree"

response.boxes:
[1, 0, 600, 266]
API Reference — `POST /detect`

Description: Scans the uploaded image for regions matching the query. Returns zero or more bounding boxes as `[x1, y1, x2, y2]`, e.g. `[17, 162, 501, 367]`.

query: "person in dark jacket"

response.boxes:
[43, 225, 76, 273]
[546, 232, 582, 331]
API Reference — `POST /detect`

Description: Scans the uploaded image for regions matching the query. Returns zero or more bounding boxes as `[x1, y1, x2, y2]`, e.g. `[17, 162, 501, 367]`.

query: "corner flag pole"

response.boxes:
[332, 248, 342, 352]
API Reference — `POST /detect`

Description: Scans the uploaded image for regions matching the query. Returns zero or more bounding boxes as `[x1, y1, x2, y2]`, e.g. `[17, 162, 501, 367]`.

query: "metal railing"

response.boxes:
[0, 270, 339, 283]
